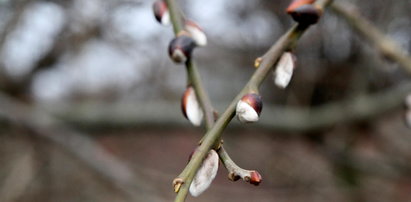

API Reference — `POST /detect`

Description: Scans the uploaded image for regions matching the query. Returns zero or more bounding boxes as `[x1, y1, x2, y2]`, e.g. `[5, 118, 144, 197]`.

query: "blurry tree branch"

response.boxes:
[39, 81, 411, 132]
[262, 81, 411, 131]
[331, 1, 411, 75]
[0, 93, 161, 201]
[0, 1, 101, 99]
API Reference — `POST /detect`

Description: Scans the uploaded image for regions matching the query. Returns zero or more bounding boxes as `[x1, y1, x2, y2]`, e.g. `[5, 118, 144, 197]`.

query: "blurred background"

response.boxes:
[0, 0, 411, 201]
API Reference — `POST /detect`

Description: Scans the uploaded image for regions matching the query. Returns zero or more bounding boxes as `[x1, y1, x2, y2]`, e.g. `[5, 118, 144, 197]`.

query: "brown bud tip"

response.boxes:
[289, 4, 322, 26]
[249, 171, 262, 186]
[153, 1, 170, 25]
[286, 0, 316, 14]
[168, 35, 196, 63]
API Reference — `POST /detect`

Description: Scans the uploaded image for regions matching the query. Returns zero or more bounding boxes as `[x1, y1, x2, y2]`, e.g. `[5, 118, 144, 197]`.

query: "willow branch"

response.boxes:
[331, 1, 411, 74]
[172, 0, 333, 201]
[165, 0, 251, 197]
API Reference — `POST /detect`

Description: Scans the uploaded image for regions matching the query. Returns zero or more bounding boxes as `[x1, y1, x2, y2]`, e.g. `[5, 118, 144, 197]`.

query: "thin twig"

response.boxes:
[331, 1, 411, 74]
[40, 79, 411, 131]
[165, 0, 215, 130]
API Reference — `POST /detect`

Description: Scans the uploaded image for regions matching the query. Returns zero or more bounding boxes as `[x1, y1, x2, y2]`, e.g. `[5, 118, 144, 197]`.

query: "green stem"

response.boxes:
[165, 0, 183, 34]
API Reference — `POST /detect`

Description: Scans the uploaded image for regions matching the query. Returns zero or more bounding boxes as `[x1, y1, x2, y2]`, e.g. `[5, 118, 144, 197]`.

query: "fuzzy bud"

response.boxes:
[181, 86, 203, 126]
[168, 32, 196, 63]
[185, 20, 207, 46]
[153, 0, 170, 26]
[236, 93, 263, 123]
[273, 51, 297, 88]
[189, 149, 219, 197]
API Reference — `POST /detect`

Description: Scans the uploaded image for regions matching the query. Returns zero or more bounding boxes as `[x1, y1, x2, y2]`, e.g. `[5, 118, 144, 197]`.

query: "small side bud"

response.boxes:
[153, 0, 170, 26]
[185, 20, 207, 46]
[236, 93, 263, 123]
[288, 4, 322, 26]
[189, 149, 219, 197]
[254, 57, 262, 68]
[273, 51, 297, 88]
[228, 172, 241, 181]
[172, 178, 184, 193]
[181, 86, 203, 126]
[168, 32, 196, 63]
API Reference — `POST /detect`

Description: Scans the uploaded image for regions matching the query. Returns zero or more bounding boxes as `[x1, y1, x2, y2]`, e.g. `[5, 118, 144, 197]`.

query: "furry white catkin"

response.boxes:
[189, 149, 219, 197]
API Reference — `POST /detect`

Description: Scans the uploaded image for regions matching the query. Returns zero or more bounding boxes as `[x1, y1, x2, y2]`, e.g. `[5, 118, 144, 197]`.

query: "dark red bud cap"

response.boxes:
[289, 4, 322, 26]
[249, 171, 262, 186]
[241, 93, 263, 115]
